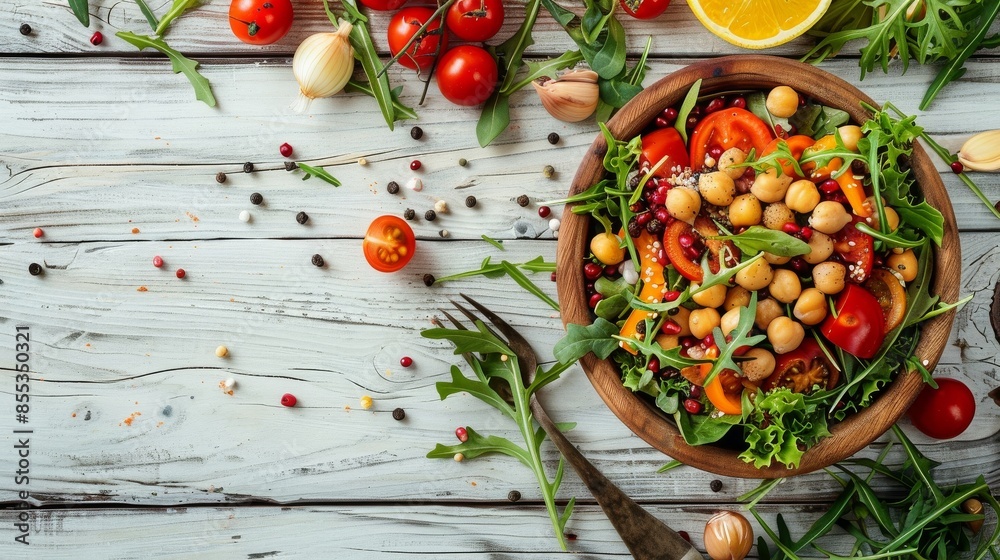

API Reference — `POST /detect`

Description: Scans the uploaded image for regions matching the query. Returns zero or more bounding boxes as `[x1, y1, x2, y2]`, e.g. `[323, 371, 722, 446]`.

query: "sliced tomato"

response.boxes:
[821, 284, 885, 359]
[689, 108, 774, 170]
[760, 135, 814, 178]
[663, 220, 703, 282]
[363, 215, 416, 273]
[864, 268, 907, 333]
[762, 339, 839, 393]
[640, 127, 690, 177]
[832, 216, 875, 283]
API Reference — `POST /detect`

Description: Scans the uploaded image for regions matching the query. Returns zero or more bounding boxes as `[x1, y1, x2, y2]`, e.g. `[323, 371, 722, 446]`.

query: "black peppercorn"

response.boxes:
[392, 408, 406, 421]
[422, 273, 435, 286]
[710, 479, 723, 492]
[465, 195, 477, 208]
[516, 194, 529, 207]
[667, 307, 680, 316]
[507, 490, 521, 502]
[19, 23, 32, 36]
[458, 158, 468, 167]
[403, 208, 416, 220]
[410, 126, 423, 140]
[627, 174, 641, 189]
[635, 321, 646, 335]
[851, 160, 868, 175]
[645, 218, 664, 235]
[296, 211, 309, 225]
[424, 209, 436, 221]
[215, 172, 227, 184]
[387, 181, 400, 194]
[547, 132, 559, 145]
[250, 193, 263, 205]
[243, 162, 254, 173]
[28, 263, 42, 276]
[627, 217, 643, 239]
[311, 254, 324, 267]
[284, 161, 297, 171]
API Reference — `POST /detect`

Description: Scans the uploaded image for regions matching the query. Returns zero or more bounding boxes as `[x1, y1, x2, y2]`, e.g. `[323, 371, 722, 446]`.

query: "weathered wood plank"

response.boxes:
[1, 238, 996, 506]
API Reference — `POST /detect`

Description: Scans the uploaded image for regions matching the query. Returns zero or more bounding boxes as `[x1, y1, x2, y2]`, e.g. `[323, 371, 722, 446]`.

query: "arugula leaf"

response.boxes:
[116, 32, 216, 107]
[674, 79, 701, 144]
[553, 318, 619, 363]
[500, 261, 559, 311]
[921, 0, 1000, 109]
[135, 0, 160, 31]
[68, 0, 90, 27]
[428, 426, 530, 465]
[505, 50, 584, 94]
[709, 226, 811, 257]
[295, 163, 342, 186]
[703, 292, 766, 387]
[423, 320, 515, 357]
[154, 0, 201, 36]
[480, 235, 505, 251]
[434, 256, 555, 284]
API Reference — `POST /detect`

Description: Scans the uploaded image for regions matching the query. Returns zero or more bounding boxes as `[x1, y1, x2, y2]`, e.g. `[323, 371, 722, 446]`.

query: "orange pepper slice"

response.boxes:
[702, 347, 743, 415]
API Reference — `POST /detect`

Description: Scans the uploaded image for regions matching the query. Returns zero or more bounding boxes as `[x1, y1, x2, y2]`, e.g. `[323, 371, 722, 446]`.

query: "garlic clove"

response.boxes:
[958, 130, 1000, 172]
[532, 70, 600, 123]
[291, 21, 355, 113]
[704, 510, 754, 560]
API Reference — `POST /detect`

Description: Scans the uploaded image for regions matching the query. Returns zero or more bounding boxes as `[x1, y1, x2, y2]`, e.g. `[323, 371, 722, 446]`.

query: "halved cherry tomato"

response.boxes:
[832, 216, 875, 283]
[619, 0, 671, 19]
[640, 127, 690, 177]
[363, 215, 416, 273]
[763, 339, 839, 392]
[821, 284, 885, 359]
[689, 108, 774, 170]
[908, 377, 976, 439]
[760, 135, 814, 178]
[664, 220, 703, 282]
[864, 268, 907, 333]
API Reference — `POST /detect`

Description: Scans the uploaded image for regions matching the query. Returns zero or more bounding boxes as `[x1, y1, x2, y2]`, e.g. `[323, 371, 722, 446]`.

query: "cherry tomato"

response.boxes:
[387, 7, 449, 71]
[435, 45, 498, 106]
[832, 216, 875, 283]
[820, 284, 885, 359]
[908, 377, 976, 439]
[689, 108, 774, 170]
[763, 339, 839, 393]
[446, 0, 504, 42]
[619, 0, 671, 19]
[363, 215, 416, 273]
[228, 0, 293, 45]
[864, 268, 907, 333]
[664, 220, 703, 282]
[640, 127, 690, 177]
[760, 135, 814, 178]
[359, 0, 408, 10]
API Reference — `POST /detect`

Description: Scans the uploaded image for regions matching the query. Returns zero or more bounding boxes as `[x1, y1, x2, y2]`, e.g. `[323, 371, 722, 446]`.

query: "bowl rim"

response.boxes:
[556, 55, 962, 478]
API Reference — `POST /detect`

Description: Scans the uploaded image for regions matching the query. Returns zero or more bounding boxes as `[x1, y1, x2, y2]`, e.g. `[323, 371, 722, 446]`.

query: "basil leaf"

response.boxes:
[598, 78, 643, 109]
[747, 91, 789, 137]
[790, 104, 850, 139]
[674, 79, 701, 144]
[674, 408, 740, 446]
[155, 0, 201, 36]
[594, 294, 628, 321]
[116, 32, 216, 107]
[710, 226, 811, 257]
[135, 0, 160, 31]
[68, 0, 90, 27]
[295, 163, 342, 186]
[476, 92, 510, 147]
[553, 318, 619, 363]
[587, 17, 626, 79]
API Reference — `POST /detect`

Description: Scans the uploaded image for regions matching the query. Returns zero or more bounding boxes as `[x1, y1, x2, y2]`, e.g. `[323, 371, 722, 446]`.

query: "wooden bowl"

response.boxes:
[556, 55, 961, 478]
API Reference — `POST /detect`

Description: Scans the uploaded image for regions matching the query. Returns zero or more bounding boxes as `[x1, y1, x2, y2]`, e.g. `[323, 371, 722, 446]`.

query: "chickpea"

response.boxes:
[751, 167, 793, 203]
[741, 348, 776, 384]
[766, 86, 799, 118]
[723, 286, 751, 311]
[864, 202, 901, 232]
[728, 194, 762, 227]
[769, 269, 802, 303]
[763, 252, 791, 265]
[736, 258, 774, 291]
[755, 298, 784, 330]
[655, 333, 679, 350]
[762, 202, 796, 230]
[666, 187, 701, 223]
[720, 307, 742, 336]
[887, 249, 918, 282]
[793, 288, 828, 325]
[699, 171, 737, 207]
[785, 180, 821, 213]
[812, 261, 846, 294]
[590, 232, 625, 266]
[673, 306, 692, 337]
[838, 125, 863, 151]
[689, 308, 721, 340]
[767, 316, 806, 354]
[718, 147, 747, 180]
[802, 231, 834, 264]
[691, 283, 727, 308]
[809, 201, 853, 234]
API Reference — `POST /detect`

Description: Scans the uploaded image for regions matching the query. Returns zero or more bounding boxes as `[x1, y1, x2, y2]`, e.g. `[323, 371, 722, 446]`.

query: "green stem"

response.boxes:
[375, 0, 458, 78]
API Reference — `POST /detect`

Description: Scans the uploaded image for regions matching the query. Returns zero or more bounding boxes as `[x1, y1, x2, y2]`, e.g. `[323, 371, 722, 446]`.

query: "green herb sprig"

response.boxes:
[68, 0, 89, 27]
[434, 256, 558, 311]
[295, 162, 342, 186]
[154, 0, 201, 36]
[116, 32, 217, 107]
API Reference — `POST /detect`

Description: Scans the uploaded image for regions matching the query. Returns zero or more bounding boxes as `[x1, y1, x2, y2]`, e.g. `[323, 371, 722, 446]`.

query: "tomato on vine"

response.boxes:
[228, 0, 294, 45]
[359, 0, 409, 11]
[446, 0, 505, 42]
[387, 7, 448, 71]
[619, 0, 671, 19]
[436, 46, 498, 106]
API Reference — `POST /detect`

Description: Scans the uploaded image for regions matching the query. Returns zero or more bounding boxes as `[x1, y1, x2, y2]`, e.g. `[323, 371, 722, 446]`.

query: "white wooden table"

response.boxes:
[1, 2, 998, 557]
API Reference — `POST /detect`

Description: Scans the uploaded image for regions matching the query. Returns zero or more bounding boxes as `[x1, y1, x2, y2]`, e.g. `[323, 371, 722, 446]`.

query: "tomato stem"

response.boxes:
[376, 0, 458, 79]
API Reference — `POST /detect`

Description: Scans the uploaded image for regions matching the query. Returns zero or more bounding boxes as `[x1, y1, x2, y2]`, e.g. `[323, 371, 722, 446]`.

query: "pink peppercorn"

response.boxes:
[950, 161, 964, 174]
[279, 143, 294, 157]
[175, 268, 186, 279]
[550, 272, 557, 282]
[33, 228, 43, 238]
[399, 356, 413, 368]
[410, 160, 422, 171]
[90, 32, 103, 46]
[280, 393, 297, 407]
[455, 426, 468, 442]
[538, 206, 551, 218]
[152, 256, 164, 268]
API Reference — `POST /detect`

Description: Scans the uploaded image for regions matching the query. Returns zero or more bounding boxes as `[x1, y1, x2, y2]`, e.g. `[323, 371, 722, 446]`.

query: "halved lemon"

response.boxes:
[687, 0, 832, 49]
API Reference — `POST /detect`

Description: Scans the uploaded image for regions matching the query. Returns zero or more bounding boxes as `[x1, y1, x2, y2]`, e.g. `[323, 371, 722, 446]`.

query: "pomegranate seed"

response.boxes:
[550, 272, 557, 282]
[604, 264, 618, 276]
[678, 233, 694, 248]
[689, 385, 702, 398]
[32, 227, 43, 238]
[280, 393, 297, 407]
[650, 193, 666, 206]
[799, 226, 813, 240]
[819, 179, 840, 193]
[664, 290, 681, 302]
[647, 358, 660, 372]
[455, 427, 469, 442]
[654, 208, 670, 223]
[175, 268, 186, 279]
[790, 258, 809, 275]
[782, 222, 801, 234]
[586, 282, 595, 293]
[410, 160, 422, 171]
[950, 161, 964, 174]
[873, 255, 884, 267]
[686, 116, 698, 129]
[655, 184, 670, 196]
[279, 143, 294, 157]
[683, 399, 702, 414]
[588, 293, 603, 308]
[702, 334, 715, 347]
[90, 32, 103, 46]
[709, 146, 723, 160]
[681, 337, 697, 348]
[636, 212, 652, 225]
[729, 97, 746, 109]
[787, 124, 798, 136]
[798, 95, 807, 107]
[583, 262, 603, 280]
[705, 98, 725, 114]
[684, 247, 702, 260]
[655, 117, 670, 128]
[663, 107, 679, 121]
[734, 345, 750, 356]
[661, 320, 681, 335]
[657, 248, 667, 263]
[678, 530, 691, 542]
[152, 256, 164, 268]
[399, 356, 413, 367]
[538, 206, 551, 218]
[689, 105, 702, 117]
